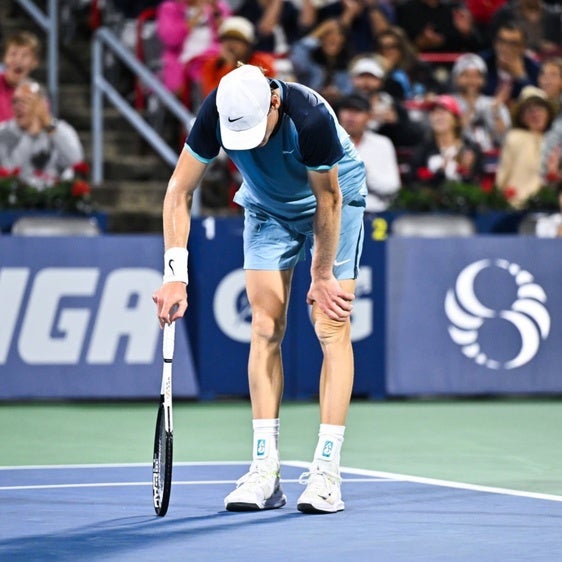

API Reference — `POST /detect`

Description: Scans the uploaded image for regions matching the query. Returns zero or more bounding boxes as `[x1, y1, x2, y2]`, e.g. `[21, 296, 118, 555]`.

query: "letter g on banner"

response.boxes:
[445, 259, 550, 369]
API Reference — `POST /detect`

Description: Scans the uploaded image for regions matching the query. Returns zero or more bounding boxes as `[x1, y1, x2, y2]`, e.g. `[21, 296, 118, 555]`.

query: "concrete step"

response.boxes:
[92, 180, 166, 212]
[103, 154, 172, 182]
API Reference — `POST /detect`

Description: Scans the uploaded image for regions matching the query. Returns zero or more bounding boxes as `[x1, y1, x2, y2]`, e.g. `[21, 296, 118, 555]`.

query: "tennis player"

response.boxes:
[153, 64, 367, 514]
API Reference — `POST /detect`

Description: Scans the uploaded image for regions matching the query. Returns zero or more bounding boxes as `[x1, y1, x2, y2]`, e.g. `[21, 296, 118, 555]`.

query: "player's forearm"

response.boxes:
[163, 179, 192, 250]
[311, 190, 342, 281]
[162, 148, 207, 250]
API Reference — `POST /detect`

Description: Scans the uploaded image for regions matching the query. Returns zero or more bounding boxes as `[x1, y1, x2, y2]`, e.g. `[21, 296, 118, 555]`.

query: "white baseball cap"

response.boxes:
[452, 53, 487, 78]
[216, 65, 271, 150]
[218, 16, 255, 44]
[350, 57, 385, 79]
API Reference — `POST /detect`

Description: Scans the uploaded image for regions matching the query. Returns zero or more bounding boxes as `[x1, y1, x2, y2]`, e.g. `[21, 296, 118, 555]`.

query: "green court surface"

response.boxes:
[2, 398, 561, 496]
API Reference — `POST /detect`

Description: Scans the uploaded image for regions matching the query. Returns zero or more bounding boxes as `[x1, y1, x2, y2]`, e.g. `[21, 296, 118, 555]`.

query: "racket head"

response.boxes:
[152, 402, 173, 516]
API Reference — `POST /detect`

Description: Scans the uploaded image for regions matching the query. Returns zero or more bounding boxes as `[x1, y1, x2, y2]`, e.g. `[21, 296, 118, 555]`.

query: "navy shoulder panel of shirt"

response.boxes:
[186, 89, 221, 161]
[275, 80, 344, 168]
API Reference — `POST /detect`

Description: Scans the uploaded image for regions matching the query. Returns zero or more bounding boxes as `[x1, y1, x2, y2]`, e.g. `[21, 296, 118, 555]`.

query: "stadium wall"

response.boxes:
[1, 217, 560, 400]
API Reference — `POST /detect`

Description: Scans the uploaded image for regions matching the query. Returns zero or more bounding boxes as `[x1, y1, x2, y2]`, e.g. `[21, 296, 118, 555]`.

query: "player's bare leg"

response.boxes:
[224, 268, 292, 511]
[297, 278, 355, 514]
[245, 268, 293, 419]
[316, 278, 356, 426]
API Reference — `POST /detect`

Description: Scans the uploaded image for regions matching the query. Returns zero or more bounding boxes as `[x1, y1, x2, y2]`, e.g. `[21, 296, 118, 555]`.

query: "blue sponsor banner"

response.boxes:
[0, 236, 198, 399]
[188, 217, 386, 399]
[187, 217, 249, 398]
[387, 236, 562, 395]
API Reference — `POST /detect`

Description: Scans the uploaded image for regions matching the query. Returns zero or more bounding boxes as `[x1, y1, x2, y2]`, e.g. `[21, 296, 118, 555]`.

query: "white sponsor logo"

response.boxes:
[213, 269, 252, 342]
[213, 267, 373, 342]
[445, 259, 550, 369]
[0, 267, 162, 365]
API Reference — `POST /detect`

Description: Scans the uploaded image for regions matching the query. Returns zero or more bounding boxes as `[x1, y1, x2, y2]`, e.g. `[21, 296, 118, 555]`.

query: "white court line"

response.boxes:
[0, 477, 392, 492]
[1, 461, 561, 503]
[0, 461, 251, 471]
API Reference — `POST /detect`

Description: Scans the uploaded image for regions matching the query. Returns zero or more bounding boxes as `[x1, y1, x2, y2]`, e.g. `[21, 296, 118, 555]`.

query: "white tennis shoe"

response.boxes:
[297, 465, 344, 514]
[224, 460, 287, 511]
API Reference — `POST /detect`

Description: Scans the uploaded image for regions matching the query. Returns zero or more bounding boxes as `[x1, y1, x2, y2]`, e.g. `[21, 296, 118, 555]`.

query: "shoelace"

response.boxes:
[237, 463, 279, 488]
[298, 469, 341, 492]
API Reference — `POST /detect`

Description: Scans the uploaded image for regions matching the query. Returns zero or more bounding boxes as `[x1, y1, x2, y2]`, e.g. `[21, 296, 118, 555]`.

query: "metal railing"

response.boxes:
[91, 27, 195, 185]
[15, 0, 59, 115]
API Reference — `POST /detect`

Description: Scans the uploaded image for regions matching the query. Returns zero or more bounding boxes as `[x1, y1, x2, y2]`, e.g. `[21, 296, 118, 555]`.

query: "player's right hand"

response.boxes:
[153, 282, 188, 328]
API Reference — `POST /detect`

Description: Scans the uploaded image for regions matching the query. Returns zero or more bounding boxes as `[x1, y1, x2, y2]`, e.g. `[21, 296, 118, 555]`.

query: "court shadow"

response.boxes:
[0, 509, 303, 561]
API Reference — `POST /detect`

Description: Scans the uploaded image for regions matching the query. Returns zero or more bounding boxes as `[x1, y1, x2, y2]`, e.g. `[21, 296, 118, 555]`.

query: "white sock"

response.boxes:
[252, 418, 280, 464]
[313, 424, 345, 472]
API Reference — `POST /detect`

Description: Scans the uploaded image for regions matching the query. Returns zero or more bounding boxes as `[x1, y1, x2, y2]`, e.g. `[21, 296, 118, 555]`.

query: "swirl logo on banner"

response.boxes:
[445, 259, 550, 369]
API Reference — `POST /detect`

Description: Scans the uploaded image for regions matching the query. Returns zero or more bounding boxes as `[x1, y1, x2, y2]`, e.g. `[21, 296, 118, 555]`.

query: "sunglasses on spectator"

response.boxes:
[379, 42, 400, 51]
[495, 36, 524, 47]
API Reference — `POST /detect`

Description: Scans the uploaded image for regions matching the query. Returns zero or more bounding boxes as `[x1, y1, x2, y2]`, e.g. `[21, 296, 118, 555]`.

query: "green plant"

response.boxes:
[391, 180, 511, 213]
[0, 162, 93, 213]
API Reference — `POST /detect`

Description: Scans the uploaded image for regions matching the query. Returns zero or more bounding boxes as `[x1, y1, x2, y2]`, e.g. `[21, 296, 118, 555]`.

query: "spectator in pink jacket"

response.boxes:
[0, 31, 41, 123]
[156, 0, 231, 98]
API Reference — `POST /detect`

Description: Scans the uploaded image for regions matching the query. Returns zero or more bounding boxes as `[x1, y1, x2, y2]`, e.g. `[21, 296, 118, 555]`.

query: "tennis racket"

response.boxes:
[152, 321, 175, 516]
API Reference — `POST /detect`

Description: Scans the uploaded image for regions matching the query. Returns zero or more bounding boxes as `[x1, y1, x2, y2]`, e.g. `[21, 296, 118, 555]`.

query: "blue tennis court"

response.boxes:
[2, 461, 561, 561]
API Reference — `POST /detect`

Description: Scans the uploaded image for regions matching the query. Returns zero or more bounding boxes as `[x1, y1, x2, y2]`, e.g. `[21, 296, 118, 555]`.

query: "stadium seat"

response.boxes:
[11, 216, 101, 236]
[391, 213, 476, 237]
[519, 212, 562, 237]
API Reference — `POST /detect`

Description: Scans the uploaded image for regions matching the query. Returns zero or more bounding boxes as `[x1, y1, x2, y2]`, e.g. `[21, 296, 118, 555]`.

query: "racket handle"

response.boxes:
[163, 322, 176, 361]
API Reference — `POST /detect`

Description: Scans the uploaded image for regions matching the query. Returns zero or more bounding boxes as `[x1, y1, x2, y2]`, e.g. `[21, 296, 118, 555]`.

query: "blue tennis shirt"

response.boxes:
[185, 79, 367, 221]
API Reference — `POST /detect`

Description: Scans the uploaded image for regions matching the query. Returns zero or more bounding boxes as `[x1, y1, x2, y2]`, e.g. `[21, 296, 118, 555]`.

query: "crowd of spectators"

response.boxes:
[4, 0, 562, 228]
[118, 0, 562, 217]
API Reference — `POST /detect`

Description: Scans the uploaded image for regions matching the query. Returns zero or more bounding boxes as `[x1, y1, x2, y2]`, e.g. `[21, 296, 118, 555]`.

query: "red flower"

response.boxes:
[71, 179, 91, 197]
[480, 176, 494, 193]
[503, 186, 517, 200]
[0, 167, 11, 177]
[456, 165, 468, 177]
[72, 161, 90, 176]
[417, 167, 434, 181]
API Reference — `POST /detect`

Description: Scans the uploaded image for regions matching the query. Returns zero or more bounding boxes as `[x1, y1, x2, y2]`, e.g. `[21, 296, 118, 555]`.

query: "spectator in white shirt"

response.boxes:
[0, 80, 84, 185]
[336, 92, 401, 212]
[451, 52, 511, 153]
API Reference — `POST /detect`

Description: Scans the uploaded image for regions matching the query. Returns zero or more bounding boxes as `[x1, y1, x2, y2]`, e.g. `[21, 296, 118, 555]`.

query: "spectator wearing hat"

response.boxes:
[200, 15, 276, 98]
[156, 0, 232, 97]
[336, 92, 401, 212]
[496, 85, 556, 207]
[409, 94, 484, 188]
[349, 55, 424, 148]
[451, 52, 511, 153]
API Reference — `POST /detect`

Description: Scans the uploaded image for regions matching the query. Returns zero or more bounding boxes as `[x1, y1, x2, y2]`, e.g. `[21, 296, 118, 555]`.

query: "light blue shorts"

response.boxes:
[242, 200, 365, 280]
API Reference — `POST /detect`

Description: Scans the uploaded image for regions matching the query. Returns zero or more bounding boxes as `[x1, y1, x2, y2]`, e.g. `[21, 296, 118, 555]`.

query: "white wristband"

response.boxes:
[163, 247, 188, 284]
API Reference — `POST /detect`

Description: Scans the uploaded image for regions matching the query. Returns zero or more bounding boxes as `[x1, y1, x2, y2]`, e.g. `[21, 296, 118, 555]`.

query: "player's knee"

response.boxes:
[313, 312, 350, 346]
[251, 311, 286, 344]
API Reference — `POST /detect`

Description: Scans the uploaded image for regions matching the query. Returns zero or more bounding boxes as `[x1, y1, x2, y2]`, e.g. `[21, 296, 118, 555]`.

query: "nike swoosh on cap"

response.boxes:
[227, 116, 244, 122]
